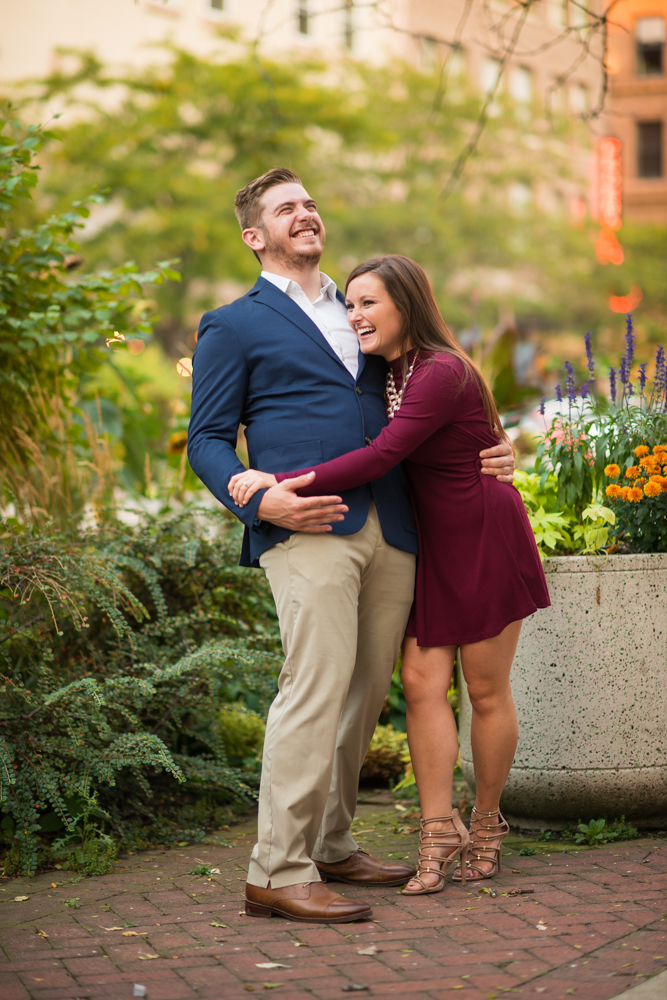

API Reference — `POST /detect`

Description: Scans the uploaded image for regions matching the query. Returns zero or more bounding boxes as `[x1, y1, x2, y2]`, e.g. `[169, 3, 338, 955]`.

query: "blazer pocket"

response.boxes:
[255, 439, 323, 473]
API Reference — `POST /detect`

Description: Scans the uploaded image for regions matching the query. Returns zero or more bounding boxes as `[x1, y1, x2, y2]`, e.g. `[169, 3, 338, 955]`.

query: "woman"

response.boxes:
[229, 255, 550, 895]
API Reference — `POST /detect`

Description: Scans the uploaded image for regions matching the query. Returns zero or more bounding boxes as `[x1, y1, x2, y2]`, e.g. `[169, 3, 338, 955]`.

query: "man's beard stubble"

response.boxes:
[261, 227, 324, 271]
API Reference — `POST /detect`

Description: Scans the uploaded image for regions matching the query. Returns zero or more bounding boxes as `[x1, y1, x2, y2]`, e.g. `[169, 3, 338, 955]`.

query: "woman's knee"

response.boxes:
[401, 661, 432, 700]
[466, 682, 511, 716]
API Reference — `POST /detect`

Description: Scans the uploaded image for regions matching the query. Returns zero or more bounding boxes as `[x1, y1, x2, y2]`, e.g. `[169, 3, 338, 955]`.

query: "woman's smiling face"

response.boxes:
[345, 273, 407, 362]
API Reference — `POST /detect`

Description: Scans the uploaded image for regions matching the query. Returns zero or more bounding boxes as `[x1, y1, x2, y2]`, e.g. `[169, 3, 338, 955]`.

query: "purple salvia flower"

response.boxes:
[637, 362, 648, 393]
[539, 396, 546, 416]
[655, 345, 665, 398]
[619, 355, 628, 386]
[554, 383, 562, 403]
[584, 331, 595, 377]
[609, 366, 617, 404]
[625, 314, 635, 366]
[564, 360, 576, 402]
[579, 381, 590, 399]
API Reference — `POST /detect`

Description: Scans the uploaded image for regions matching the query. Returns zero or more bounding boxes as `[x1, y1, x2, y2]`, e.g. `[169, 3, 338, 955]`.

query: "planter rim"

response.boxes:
[543, 552, 667, 573]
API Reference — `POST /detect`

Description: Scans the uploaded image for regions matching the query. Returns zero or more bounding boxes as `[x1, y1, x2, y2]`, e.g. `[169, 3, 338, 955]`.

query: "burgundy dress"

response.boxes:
[275, 351, 550, 646]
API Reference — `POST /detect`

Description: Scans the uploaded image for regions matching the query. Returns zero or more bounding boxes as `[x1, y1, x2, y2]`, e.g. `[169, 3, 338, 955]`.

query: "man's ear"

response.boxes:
[242, 227, 266, 254]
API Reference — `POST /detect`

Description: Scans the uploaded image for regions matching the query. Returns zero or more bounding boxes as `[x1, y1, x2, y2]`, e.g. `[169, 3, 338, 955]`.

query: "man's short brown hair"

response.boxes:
[234, 167, 302, 231]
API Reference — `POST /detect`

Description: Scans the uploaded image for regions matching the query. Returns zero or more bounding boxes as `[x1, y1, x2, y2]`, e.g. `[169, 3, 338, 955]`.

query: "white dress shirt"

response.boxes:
[261, 270, 359, 380]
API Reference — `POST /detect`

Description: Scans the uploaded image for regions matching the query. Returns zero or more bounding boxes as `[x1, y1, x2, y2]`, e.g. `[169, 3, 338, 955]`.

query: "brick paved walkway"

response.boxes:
[1, 799, 665, 1000]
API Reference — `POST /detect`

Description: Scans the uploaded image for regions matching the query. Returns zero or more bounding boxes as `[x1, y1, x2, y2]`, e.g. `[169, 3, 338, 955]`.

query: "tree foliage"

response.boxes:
[0, 112, 179, 518]
[22, 46, 623, 352]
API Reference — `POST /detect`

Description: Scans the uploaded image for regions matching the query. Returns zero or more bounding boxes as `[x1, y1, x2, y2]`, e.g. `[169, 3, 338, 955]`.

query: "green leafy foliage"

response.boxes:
[359, 725, 409, 784]
[514, 471, 615, 558]
[0, 508, 280, 875]
[517, 845, 537, 856]
[0, 113, 179, 516]
[574, 816, 638, 845]
[50, 797, 119, 875]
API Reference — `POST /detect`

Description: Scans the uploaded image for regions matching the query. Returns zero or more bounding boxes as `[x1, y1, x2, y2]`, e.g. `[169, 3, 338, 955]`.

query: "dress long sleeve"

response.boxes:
[275, 354, 465, 496]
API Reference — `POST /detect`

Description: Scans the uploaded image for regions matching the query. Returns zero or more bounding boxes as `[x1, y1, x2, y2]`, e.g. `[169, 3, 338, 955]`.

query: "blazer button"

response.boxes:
[365, 436, 372, 445]
[356, 386, 362, 395]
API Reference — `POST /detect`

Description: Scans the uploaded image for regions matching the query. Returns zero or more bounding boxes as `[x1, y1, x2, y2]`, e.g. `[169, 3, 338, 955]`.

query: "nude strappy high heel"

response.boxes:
[451, 806, 510, 882]
[401, 808, 470, 895]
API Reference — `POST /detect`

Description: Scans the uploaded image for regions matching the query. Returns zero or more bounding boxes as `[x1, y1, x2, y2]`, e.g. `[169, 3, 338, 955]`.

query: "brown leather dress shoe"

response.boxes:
[316, 848, 417, 887]
[245, 881, 372, 923]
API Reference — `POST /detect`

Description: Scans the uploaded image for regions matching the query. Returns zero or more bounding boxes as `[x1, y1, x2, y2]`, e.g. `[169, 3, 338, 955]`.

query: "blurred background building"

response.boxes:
[602, 0, 667, 223]
[0, 1, 603, 115]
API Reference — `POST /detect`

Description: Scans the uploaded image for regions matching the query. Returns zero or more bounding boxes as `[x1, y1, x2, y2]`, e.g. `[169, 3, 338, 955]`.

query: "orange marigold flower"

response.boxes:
[605, 484, 622, 498]
[629, 487, 643, 502]
[649, 474, 664, 483]
[640, 456, 656, 469]
[625, 466, 641, 479]
[653, 444, 667, 455]
[604, 464, 621, 478]
[635, 445, 650, 457]
[620, 486, 631, 500]
[643, 481, 661, 498]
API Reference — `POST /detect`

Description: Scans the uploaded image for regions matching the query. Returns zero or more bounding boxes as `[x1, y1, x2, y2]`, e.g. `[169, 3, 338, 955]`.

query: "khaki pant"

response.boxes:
[247, 503, 416, 888]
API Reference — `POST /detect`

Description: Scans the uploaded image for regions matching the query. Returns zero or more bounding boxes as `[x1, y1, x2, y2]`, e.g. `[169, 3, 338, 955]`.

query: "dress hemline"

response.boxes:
[406, 598, 550, 648]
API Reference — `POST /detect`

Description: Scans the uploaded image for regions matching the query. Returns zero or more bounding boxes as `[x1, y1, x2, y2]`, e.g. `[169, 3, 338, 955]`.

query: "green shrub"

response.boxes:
[0, 508, 280, 875]
[360, 725, 409, 784]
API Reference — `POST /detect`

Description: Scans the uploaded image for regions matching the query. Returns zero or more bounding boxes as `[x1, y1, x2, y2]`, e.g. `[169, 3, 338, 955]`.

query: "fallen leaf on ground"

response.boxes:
[13, 895, 29, 902]
[356, 944, 380, 956]
[33, 979, 44, 982]
[294, 942, 309, 946]
[342, 988, 369, 993]
[256, 962, 290, 969]
[210, 921, 227, 927]
[122, 931, 148, 937]
[35, 929, 49, 939]
[101, 926, 125, 931]
[51, 883, 58, 888]
[537, 924, 548, 931]
[138, 954, 159, 960]
[263, 986, 282, 990]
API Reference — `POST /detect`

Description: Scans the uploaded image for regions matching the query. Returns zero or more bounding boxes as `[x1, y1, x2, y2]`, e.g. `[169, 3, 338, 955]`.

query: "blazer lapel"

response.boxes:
[251, 277, 349, 373]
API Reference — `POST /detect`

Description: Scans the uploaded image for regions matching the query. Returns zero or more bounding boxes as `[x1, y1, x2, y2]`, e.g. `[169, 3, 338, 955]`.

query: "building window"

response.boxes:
[481, 57, 501, 94]
[297, 0, 309, 35]
[637, 122, 663, 177]
[344, 0, 353, 50]
[636, 17, 664, 75]
[569, 83, 588, 114]
[509, 65, 532, 103]
[547, 0, 566, 30]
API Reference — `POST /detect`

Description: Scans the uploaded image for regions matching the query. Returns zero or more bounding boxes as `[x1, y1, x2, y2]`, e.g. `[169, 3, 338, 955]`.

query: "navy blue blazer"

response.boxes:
[187, 275, 418, 567]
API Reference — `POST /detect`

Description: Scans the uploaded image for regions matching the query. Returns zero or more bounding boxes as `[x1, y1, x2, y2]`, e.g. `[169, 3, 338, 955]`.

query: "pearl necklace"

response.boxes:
[385, 351, 419, 419]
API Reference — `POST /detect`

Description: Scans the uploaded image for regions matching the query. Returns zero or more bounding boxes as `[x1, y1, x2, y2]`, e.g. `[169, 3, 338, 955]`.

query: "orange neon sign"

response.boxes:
[598, 137, 622, 230]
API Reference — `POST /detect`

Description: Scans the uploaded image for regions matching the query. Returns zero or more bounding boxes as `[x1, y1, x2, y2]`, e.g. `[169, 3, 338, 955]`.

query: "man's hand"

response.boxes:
[479, 437, 515, 483]
[256, 472, 348, 533]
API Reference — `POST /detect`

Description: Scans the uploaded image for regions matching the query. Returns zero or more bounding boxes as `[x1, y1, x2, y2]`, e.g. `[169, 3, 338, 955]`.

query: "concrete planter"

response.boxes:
[458, 553, 667, 827]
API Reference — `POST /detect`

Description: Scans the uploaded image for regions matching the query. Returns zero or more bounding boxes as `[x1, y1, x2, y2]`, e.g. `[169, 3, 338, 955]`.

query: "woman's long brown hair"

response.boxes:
[345, 254, 507, 440]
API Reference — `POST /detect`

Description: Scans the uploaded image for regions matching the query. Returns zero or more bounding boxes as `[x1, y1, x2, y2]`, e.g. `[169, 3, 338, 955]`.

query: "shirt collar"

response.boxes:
[261, 270, 339, 301]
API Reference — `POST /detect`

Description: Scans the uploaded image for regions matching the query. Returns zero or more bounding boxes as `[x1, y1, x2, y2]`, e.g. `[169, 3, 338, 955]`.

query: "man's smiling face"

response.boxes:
[243, 182, 326, 269]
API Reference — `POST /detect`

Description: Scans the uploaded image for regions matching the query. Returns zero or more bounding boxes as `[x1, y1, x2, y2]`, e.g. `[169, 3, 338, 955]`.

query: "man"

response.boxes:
[187, 167, 514, 923]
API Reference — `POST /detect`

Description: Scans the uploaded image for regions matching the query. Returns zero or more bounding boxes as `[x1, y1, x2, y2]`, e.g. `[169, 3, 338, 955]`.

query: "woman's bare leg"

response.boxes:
[401, 621, 523, 887]
[401, 637, 459, 890]
[456, 620, 522, 875]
